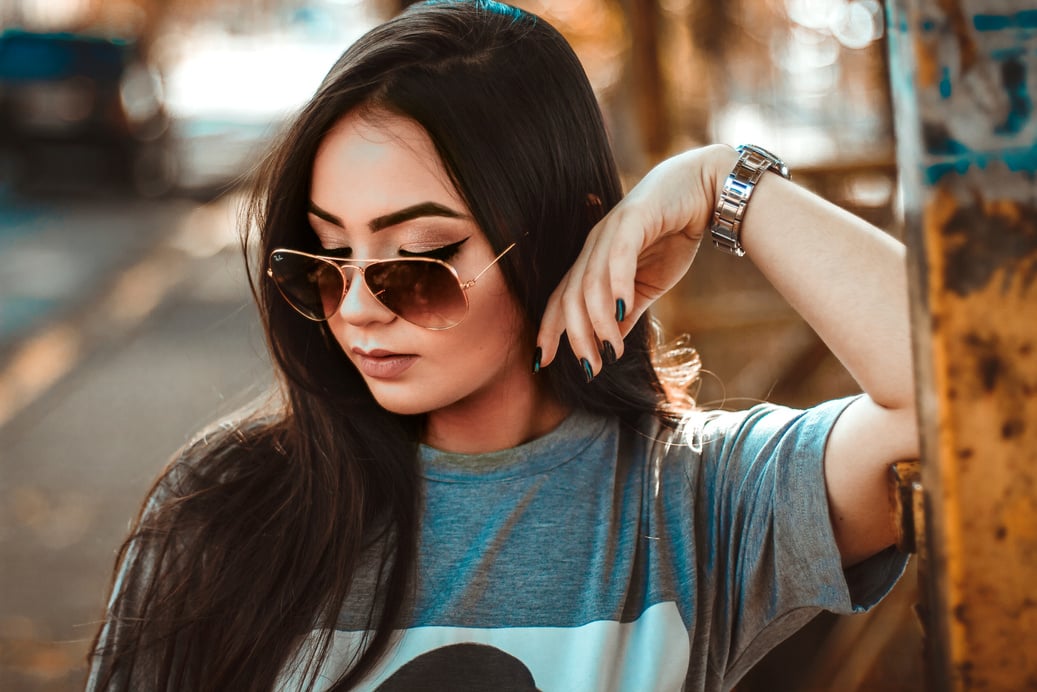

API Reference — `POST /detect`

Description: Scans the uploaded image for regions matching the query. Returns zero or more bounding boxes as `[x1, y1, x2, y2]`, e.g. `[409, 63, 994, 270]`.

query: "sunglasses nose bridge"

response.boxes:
[334, 261, 396, 322]
[340, 263, 383, 303]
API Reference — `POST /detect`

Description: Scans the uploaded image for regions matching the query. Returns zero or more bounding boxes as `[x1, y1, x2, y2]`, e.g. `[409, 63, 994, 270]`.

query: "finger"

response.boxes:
[535, 273, 570, 371]
[559, 281, 602, 381]
[579, 222, 627, 361]
[540, 252, 602, 378]
[556, 216, 627, 371]
[536, 215, 607, 370]
[536, 199, 635, 373]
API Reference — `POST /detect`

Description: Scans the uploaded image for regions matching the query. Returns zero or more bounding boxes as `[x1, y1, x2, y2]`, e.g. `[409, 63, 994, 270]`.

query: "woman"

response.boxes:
[88, 1, 917, 690]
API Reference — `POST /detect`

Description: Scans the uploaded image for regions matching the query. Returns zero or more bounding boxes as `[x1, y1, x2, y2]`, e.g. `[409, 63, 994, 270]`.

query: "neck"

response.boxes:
[422, 377, 570, 454]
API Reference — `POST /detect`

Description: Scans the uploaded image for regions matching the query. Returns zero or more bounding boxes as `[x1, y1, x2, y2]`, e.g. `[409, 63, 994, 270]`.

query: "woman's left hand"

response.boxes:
[536, 145, 729, 375]
[539, 141, 920, 567]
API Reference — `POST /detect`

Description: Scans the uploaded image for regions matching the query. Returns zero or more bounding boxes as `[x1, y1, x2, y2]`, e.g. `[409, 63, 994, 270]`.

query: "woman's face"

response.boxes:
[307, 110, 533, 421]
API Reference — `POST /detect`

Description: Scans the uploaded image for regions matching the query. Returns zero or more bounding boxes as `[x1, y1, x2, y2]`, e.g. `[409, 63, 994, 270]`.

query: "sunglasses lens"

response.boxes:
[269, 251, 343, 320]
[365, 259, 467, 329]
[269, 252, 469, 328]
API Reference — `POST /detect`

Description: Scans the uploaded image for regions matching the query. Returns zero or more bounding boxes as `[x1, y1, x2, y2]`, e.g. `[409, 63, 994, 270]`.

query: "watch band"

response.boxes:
[710, 144, 791, 257]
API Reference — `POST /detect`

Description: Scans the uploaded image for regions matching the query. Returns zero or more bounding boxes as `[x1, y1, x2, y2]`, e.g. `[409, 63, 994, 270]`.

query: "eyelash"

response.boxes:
[317, 237, 469, 262]
[399, 237, 468, 261]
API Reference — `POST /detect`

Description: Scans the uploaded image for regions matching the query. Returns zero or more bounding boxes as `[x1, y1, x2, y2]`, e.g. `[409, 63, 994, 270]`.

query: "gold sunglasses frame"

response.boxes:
[266, 243, 516, 330]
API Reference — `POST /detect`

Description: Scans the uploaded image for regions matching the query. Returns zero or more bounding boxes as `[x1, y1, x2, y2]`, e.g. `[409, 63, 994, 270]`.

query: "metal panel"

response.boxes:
[886, 1, 1037, 688]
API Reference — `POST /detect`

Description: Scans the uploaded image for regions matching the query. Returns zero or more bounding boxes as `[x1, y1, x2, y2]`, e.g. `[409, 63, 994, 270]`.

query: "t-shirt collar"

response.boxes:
[419, 408, 608, 483]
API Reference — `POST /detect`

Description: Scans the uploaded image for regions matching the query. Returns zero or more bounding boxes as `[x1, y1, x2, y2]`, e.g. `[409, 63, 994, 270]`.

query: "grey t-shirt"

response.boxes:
[278, 397, 907, 691]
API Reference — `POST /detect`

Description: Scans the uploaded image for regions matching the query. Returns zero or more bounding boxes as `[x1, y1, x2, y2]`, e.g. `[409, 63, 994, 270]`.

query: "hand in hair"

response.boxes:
[535, 145, 729, 375]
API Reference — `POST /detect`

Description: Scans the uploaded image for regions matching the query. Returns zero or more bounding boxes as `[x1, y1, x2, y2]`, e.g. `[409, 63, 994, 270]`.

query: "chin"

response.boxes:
[366, 387, 440, 416]
[376, 400, 435, 416]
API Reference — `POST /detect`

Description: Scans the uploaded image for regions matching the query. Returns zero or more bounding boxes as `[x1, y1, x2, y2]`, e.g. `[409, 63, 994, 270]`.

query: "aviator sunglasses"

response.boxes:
[266, 243, 516, 330]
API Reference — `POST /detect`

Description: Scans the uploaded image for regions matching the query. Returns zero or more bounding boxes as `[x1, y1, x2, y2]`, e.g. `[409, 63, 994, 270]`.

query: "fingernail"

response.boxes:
[532, 346, 542, 374]
[615, 298, 626, 322]
[601, 341, 617, 365]
[581, 357, 594, 382]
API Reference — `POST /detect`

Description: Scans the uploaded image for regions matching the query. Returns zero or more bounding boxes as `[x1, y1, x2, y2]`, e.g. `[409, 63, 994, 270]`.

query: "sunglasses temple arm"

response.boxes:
[463, 242, 517, 288]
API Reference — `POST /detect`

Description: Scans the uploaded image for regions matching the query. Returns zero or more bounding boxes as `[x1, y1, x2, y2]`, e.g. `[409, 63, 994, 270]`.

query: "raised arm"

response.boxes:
[536, 144, 919, 565]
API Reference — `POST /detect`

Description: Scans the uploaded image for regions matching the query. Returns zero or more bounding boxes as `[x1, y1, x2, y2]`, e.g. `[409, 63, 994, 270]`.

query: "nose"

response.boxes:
[336, 266, 396, 326]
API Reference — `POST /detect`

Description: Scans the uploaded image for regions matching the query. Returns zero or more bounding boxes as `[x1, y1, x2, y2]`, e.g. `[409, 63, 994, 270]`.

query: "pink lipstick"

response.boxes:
[353, 348, 417, 379]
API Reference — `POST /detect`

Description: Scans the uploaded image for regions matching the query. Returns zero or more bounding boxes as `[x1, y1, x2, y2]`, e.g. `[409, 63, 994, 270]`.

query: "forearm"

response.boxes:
[706, 146, 915, 413]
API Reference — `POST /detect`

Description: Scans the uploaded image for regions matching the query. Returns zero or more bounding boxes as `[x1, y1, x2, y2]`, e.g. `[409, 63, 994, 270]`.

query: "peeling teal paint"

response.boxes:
[991, 48, 1026, 62]
[996, 59, 1032, 135]
[923, 143, 1037, 184]
[894, 4, 1037, 187]
[940, 66, 953, 99]
[973, 11, 1037, 32]
[927, 136, 970, 157]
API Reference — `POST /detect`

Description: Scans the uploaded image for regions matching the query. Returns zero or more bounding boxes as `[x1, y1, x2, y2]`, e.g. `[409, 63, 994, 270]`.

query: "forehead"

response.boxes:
[310, 111, 465, 221]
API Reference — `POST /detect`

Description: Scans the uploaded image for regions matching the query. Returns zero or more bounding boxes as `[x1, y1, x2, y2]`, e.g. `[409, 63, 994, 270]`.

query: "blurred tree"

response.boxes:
[683, 0, 737, 142]
[617, 0, 669, 162]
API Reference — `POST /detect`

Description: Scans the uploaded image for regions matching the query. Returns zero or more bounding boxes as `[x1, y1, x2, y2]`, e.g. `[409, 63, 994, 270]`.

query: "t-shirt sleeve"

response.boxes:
[86, 487, 171, 692]
[86, 463, 193, 691]
[87, 538, 149, 690]
[680, 396, 909, 685]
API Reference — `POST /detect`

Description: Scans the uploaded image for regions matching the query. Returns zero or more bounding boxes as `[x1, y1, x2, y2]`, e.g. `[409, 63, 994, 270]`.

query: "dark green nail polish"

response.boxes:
[532, 347, 542, 374]
[601, 341, 617, 365]
[615, 298, 626, 322]
[581, 357, 594, 382]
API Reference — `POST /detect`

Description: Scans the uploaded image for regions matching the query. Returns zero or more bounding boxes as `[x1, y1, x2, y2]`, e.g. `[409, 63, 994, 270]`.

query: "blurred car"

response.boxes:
[0, 29, 175, 196]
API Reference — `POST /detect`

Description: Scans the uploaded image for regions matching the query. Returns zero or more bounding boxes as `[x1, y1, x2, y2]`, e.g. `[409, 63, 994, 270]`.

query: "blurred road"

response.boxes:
[0, 191, 273, 690]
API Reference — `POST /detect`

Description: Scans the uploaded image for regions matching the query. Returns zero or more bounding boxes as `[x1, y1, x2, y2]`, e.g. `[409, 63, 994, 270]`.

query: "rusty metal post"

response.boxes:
[886, 1, 1037, 689]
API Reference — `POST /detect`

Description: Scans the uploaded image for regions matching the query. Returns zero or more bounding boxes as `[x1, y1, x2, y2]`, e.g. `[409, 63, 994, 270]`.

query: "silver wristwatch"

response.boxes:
[710, 144, 791, 257]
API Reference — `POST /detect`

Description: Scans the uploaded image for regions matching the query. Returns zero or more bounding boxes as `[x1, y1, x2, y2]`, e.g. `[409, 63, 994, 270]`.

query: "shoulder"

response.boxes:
[628, 397, 861, 491]
[673, 397, 860, 457]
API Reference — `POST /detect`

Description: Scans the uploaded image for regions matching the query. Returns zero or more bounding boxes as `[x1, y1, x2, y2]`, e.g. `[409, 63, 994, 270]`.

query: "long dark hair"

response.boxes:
[90, 2, 695, 689]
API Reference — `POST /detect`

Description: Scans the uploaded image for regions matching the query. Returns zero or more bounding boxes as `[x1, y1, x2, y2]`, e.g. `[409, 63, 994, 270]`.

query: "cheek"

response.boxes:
[323, 278, 529, 373]
[464, 282, 529, 345]
[418, 284, 528, 377]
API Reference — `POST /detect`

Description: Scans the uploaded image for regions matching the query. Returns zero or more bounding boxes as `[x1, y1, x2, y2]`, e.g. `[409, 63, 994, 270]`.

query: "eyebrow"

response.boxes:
[308, 201, 467, 232]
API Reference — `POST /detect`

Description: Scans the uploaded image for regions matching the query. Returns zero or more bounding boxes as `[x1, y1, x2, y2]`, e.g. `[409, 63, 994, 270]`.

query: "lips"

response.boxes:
[352, 347, 417, 379]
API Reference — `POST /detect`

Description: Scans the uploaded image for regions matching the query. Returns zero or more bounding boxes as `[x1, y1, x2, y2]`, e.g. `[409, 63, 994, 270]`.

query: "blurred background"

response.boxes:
[0, 0, 918, 689]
